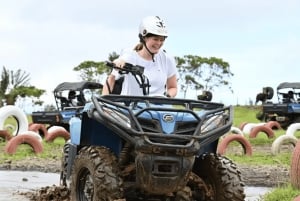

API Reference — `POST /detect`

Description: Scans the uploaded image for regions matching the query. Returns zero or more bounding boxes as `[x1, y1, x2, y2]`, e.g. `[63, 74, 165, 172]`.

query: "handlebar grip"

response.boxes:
[105, 61, 144, 75]
[105, 61, 115, 68]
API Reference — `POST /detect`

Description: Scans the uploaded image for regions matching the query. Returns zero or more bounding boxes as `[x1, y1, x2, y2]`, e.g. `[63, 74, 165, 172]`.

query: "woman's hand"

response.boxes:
[113, 58, 126, 68]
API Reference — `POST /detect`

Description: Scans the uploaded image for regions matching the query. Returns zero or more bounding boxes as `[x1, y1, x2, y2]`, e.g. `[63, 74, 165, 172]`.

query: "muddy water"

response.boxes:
[0, 170, 59, 201]
[0, 170, 272, 201]
[245, 186, 273, 201]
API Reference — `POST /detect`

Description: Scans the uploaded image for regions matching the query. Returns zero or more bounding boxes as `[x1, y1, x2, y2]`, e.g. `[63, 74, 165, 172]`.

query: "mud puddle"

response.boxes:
[0, 170, 59, 201]
[245, 186, 273, 201]
[0, 170, 272, 201]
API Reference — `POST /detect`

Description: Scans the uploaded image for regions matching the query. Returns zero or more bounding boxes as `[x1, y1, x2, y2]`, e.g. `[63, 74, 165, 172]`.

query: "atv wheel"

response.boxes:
[70, 146, 123, 201]
[263, 86, 274, 99]
[191, 153, 245, 201]
[59, 141, 70, 187]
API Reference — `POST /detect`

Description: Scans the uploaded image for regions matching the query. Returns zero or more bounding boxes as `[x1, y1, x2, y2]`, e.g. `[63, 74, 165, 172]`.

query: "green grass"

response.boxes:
[0, 137, 65, 163]
[263, 184, 300, 201]
[233, 105, 262, 127]
[222, 130, 292, 167]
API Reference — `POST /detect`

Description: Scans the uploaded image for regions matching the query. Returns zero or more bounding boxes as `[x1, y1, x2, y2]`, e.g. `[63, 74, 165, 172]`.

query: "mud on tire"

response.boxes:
[191, 153, 245, 201]
[60, 141, 70, 187]
[70, 146, 123, 201]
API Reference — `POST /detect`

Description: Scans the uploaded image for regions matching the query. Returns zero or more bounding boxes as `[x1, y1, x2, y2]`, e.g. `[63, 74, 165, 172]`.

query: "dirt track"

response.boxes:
[0, 155, 290, 187]
[0, 144, 291, 201]
[0, 147, 289, 187]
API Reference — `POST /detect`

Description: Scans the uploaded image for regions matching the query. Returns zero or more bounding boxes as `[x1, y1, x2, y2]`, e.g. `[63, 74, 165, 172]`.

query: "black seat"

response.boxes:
[59, 97, 69, 109]
[76, 95, 85, 106]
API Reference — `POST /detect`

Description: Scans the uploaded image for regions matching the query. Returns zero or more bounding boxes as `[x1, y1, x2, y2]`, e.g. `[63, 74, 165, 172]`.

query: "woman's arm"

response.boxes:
[166, 75, 177, 98]
[102, 74, 116, 95]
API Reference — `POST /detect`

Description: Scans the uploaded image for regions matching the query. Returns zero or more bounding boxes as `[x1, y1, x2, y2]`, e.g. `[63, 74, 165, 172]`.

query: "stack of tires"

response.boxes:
[0, 105, 70, 155]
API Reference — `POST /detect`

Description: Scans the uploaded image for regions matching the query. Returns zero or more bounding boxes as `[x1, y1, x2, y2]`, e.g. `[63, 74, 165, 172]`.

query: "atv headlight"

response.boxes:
[201, 114, 224, 132]
[103, 107, 131, 128]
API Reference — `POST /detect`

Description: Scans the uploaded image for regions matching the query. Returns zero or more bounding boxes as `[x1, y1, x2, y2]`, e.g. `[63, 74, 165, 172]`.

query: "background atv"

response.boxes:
[31, 81, 102, 131]
[60, 62, 245, 201]
[256, 82, 300, 129]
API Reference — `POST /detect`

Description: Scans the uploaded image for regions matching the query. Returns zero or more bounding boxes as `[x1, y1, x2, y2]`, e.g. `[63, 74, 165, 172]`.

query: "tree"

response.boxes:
[0, 67, 9, 103]
[108, 51, 119, 62]
[73, 53, 234, 99]
[0, 66, 46, 106]
[73, 61, 107, 81]
[175, 55, 234, 98]
[6, 86, 45, 105]
[10, 68, 30, 87]
[73, 51, 120, 82]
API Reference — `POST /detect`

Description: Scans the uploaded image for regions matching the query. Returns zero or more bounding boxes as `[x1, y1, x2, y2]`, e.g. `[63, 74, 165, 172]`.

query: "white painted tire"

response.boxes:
[242, 123, 266, 134]
[286, 123, 300, 136]
[230, 126, 244, 135]
[271, 135, 298, 155]
[19, 130, 43, 142]
[242, 123, 258, 134]
[46, 126, 70, 142]
[47, 126, 65, 133]
[0, 105, 28, 136]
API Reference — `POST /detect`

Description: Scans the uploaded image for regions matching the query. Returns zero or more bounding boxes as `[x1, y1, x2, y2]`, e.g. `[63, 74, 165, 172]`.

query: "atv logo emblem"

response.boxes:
[163, 114, 174, 122]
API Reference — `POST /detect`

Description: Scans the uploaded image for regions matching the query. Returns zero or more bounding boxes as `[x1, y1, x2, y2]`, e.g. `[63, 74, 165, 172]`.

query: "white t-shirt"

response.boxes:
[111, 49, 177, 96]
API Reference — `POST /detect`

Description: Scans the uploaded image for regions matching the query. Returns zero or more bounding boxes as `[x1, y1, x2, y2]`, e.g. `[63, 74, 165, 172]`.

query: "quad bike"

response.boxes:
[31, 81, 103, 131]
[256, 82, 300, 129]
[60, 62, 245, 201]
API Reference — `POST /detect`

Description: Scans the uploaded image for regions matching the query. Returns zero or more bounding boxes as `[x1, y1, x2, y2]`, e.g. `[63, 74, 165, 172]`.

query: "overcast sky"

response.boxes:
[1, 0, 299, 106]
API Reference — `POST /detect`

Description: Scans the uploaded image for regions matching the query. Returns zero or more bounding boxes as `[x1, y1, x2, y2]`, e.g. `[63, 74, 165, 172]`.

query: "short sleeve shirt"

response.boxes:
[112, 49, 177, 96]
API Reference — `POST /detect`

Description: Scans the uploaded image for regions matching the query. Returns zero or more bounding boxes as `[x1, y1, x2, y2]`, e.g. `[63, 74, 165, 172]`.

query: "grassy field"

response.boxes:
[0, 105, 300, 200]
[233, 106, 300, 201]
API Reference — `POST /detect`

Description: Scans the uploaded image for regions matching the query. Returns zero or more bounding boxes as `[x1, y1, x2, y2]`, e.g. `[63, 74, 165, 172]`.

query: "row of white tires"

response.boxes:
[221, 122, 300, 156]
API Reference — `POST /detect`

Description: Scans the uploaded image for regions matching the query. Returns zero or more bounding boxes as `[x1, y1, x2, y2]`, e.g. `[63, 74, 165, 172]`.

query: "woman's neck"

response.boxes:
[138, 48, 154, 61]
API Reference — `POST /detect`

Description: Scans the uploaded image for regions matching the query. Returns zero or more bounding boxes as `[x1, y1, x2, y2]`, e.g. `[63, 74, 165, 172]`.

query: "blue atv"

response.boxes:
[256, 82, 300, 129]
[32, 81, 103, 131]
[60, 62, 245, 201]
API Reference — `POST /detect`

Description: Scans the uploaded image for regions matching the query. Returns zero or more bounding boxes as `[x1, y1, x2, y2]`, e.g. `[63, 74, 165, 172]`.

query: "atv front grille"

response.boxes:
[93, 95, 233, 149]
[138, 118, 160, 132]
[137, 117, 198, 135]
[176, 121, 199, 135]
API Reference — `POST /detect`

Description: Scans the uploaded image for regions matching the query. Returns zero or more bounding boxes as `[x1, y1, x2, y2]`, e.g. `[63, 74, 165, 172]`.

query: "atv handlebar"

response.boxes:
[106, 61, 145, 75]
[105, 61, 150, 95]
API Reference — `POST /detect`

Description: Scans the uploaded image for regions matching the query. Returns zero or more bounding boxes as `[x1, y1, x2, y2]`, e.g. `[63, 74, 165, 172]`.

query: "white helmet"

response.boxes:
[139, 16, 168, 37]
